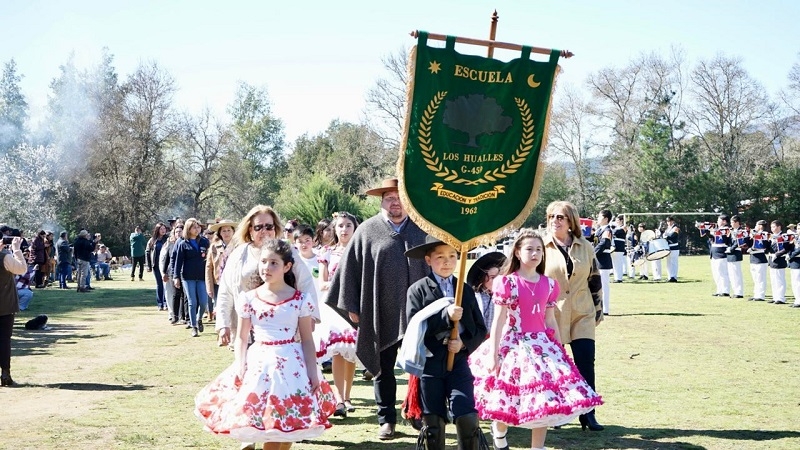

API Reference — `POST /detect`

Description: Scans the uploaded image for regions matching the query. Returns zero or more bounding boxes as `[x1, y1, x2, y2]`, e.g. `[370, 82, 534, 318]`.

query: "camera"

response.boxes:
[2, 236, 12, 245]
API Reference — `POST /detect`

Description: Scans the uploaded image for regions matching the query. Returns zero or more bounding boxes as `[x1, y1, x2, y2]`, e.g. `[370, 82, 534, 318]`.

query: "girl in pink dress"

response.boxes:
[195, 239, 336, 449]
[469, 229, 602, 450]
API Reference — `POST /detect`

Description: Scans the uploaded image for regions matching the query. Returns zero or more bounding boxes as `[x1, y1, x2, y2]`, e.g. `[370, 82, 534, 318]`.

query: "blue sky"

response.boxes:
[2, 0, 798, 143]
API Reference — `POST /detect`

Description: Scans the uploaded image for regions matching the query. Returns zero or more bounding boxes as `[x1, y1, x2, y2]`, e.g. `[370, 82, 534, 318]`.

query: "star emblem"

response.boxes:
[428, 61, 441, 74]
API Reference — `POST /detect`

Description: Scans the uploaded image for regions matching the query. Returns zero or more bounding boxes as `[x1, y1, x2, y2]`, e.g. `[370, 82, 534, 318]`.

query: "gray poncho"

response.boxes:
[326, 214, 428, 376]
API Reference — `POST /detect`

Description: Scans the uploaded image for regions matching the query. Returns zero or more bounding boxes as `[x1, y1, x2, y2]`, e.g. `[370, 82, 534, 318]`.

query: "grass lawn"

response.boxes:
[2, 255, 800, 449]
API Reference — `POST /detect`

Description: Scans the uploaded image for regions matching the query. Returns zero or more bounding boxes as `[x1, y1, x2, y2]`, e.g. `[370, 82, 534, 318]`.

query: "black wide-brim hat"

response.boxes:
[467, 251, 506, 288]
[405, 235, 453, 259]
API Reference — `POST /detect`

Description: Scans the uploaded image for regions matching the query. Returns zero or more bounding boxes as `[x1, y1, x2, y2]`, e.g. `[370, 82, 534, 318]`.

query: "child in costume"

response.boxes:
[195, 239, 335, 450]
[399, 235, 488, 450]
[469, 229, 602, 450]
[316, 211, 360, 418]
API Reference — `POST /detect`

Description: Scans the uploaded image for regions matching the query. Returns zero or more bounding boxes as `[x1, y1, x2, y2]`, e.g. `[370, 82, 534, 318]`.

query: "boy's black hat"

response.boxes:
[405, 235, 453, 259]
[467, 251, 506, 288]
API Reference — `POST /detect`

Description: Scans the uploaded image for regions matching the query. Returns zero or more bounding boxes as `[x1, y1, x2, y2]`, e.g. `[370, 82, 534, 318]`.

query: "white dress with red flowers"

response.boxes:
[314, 245, 358, 362]
[195, 290, 336, 442]
[469, 273, 603, 428]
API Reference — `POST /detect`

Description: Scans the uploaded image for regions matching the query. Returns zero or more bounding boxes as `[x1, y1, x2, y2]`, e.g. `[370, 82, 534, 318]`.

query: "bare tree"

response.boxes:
[547, 84, 599, 211]
[364, 47, 410, 150]
[687, 55, 774, 175]
[179, 108, 232, 218]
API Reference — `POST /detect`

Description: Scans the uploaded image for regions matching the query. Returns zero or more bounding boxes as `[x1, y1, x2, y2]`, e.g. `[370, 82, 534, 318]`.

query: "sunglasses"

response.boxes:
[252, 223, 275, 232]
[548, 214, 567, 221]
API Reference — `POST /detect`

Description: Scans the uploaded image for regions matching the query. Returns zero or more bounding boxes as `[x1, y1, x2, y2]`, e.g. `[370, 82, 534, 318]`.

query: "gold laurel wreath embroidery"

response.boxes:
[418, 92, 533, 185]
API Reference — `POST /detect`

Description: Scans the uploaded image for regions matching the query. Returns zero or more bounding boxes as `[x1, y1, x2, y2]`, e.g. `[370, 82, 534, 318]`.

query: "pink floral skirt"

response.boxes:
[195, 341, 336, 442]
[469, 329, 603, 428]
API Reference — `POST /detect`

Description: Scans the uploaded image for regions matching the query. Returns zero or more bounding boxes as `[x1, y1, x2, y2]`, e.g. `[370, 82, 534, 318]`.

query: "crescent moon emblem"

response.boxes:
[527, 74, 541, 88]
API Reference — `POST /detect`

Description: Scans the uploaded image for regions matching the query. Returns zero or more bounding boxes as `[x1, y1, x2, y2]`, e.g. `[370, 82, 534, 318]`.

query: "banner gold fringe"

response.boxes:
[397, 45, 561, 253]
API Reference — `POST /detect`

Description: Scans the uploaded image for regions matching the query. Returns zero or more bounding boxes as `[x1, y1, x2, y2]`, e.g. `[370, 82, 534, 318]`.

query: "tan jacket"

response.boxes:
[543, 232, 603, 344]
[204, 240, 228, 296]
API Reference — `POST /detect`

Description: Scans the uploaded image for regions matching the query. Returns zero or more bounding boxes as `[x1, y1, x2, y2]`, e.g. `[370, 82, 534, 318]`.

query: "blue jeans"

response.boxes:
[17, 289, 33, 311]
[181, 279, 208, 328]
[153, 267, 165, 306]
[97, 262, 110, 279]
[58, 262, 71, 287]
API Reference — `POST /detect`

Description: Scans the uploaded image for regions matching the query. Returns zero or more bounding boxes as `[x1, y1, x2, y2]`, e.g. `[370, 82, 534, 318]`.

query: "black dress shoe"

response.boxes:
[791, 304, 800, 308]
[753, 298, 765, 301]
[767, 300, 776, 304]
[1, 374, 16, 387]
[579, 412, 604, 431]
[734, 295, 744, 298]
[668, 278, 678, 283]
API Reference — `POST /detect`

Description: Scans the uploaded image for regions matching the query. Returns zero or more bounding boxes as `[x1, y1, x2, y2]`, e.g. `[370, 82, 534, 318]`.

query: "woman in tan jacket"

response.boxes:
[205, 220, 236, 323]
[542, 200, 605, 431]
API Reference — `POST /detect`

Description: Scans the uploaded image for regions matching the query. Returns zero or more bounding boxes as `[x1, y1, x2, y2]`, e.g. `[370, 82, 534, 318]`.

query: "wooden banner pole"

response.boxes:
[410, 30, 574, 59]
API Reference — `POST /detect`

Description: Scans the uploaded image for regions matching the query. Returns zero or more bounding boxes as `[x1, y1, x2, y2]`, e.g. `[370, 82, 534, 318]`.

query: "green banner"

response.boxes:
[398, 32, 561, 249]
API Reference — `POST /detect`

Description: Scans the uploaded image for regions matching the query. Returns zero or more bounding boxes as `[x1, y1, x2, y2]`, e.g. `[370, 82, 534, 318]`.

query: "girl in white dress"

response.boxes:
[195, 240, 336, 449]
[316, 211, 360, 417]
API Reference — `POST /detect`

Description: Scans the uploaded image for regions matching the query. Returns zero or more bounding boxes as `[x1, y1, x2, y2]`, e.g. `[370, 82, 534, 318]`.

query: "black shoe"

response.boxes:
[615, 280, 623, 283]
[104, 277, 113, 280]
[639, 275, 648, 280]
[767, 300, 776, 304]
[791, 304, 800, 308]
[579, 412, 604, 431]
[753, 298, 765, 301]
[198, 321, 204, 332]
[1, 374, 16, 387]
[333, 402, 347, 418]
[321, 361, 332, 373]
[733, 295, 743, 298]
[774, 301, 787, 304]
[668, 278, 678, 283]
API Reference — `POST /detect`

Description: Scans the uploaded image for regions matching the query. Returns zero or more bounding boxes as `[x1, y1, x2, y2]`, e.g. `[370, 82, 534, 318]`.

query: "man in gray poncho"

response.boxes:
[327, 178, 428, 440]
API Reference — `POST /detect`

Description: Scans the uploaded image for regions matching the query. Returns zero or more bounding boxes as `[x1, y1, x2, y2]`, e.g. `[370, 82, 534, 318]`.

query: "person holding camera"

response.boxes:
[1, 235, 28, 386]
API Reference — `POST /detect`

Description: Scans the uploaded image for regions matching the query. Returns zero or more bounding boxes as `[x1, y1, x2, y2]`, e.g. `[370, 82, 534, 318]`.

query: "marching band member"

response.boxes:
[747, 220, 769, 302]
[594, 210, 613, 315]
[611, 216, 627, 283]
[787, 227, 800, 308]
[625, 223, 638, 279]
[649, 226, 663, 282]
[767, 220, 791, 305]
[636, 223, 649, 280]
[709, 215, 731, 297]
[726, 215, 746, 298]
[663, 216, 680, 283]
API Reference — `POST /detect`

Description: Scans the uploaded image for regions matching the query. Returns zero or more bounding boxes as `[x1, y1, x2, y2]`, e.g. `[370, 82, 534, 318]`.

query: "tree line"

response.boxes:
[1, 46, 799, 256]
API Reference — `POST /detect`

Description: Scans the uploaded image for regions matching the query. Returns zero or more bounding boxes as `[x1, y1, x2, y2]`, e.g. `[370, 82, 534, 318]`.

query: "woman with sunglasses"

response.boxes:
[215, 206, 319, 349]
[541, 201, 605, 432]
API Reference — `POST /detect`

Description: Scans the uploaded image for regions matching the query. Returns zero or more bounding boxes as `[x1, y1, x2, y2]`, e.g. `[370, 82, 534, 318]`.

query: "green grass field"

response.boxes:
[3, 255, 800, 449]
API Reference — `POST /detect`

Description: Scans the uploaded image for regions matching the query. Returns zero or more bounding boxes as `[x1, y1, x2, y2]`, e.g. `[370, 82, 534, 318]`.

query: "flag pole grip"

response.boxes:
[446, 250, 469, 371]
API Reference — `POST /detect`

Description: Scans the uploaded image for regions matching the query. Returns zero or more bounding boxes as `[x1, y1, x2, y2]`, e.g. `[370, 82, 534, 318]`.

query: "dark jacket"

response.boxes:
[31, 235, 47, 264]
[56, 238, 72, 264]
[73, 236, 94, 262]
[173, 237, 210, 281]
[406, 273, 487, 377]
[594, 224, 613, 270]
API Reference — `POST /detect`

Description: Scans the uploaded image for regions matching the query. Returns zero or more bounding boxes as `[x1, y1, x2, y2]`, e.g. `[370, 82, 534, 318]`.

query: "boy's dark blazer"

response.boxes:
[406, 273, 487, 376]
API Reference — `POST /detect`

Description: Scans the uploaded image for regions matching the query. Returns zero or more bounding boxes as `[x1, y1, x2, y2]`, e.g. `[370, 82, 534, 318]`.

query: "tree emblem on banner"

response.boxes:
[398, 32, 561, 250]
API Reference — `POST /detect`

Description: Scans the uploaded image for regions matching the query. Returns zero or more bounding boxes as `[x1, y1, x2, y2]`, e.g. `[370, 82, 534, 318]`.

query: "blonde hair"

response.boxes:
[545, 201, 583, 239]
[232, 205, 282, 248]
